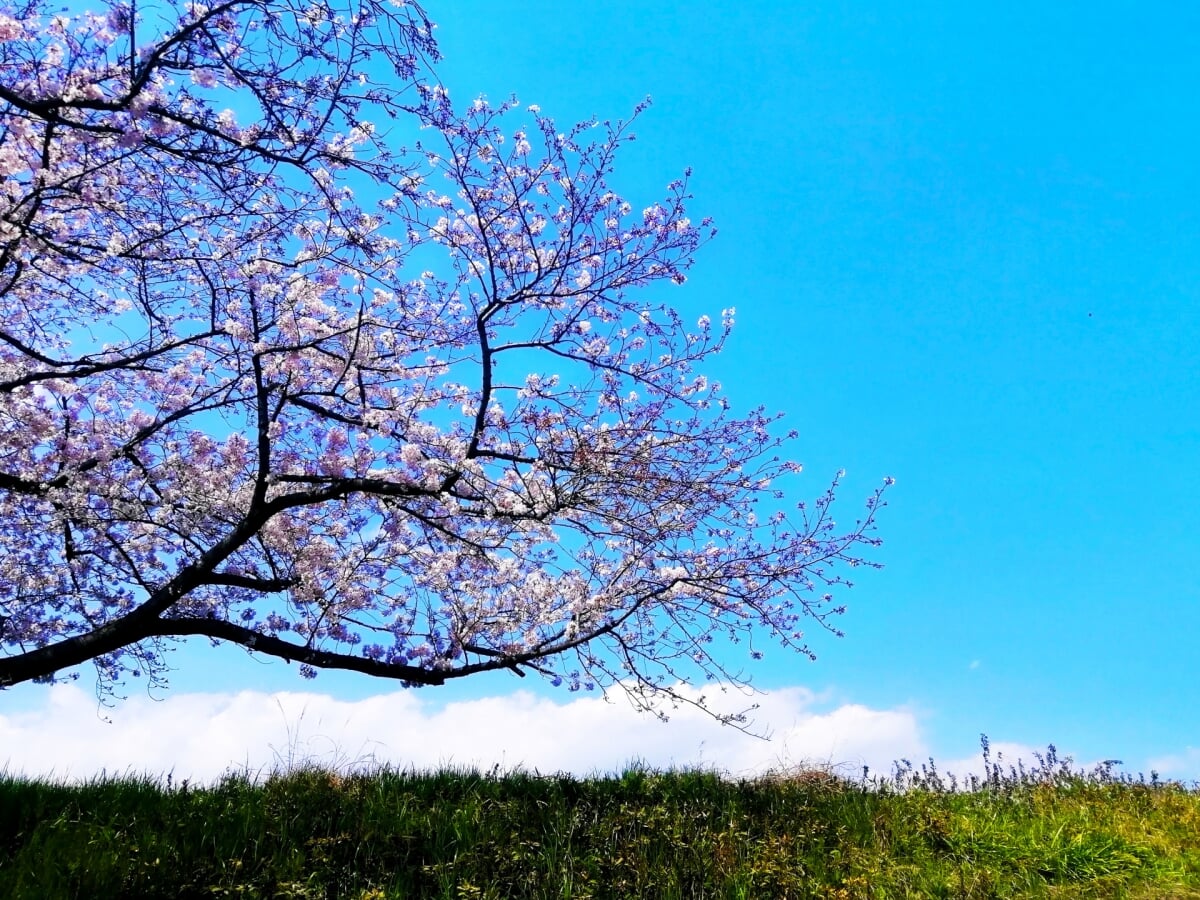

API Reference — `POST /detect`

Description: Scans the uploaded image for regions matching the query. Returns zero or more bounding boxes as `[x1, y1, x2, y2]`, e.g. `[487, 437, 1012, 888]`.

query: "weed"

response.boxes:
[0, 738, 1196, 898]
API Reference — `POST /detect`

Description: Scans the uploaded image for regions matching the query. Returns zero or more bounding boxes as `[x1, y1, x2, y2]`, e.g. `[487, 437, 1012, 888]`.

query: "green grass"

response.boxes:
[1, 741, 1197, 899]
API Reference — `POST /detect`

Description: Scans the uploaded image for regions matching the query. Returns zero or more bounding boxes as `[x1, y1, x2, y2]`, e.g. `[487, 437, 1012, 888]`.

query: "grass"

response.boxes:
[1, 739, 1197, 899]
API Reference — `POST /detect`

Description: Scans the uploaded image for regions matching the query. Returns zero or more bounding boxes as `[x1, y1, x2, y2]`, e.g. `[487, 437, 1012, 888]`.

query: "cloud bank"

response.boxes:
[2, 683, 927, 783]
[5, 683, 1194, 786]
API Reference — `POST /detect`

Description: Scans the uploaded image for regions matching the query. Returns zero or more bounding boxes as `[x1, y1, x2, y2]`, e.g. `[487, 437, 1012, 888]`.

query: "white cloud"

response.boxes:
[0, 683, 929, 784]
[7, 684, 1195, 787]
[1146, 746, 1200, 782]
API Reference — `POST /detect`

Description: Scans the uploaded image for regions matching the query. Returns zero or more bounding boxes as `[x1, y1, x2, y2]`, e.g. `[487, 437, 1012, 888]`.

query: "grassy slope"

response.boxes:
[1, 757, 1198, 899]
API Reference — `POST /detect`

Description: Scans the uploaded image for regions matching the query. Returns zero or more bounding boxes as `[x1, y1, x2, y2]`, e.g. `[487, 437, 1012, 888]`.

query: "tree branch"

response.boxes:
[149, 616, 448, 684]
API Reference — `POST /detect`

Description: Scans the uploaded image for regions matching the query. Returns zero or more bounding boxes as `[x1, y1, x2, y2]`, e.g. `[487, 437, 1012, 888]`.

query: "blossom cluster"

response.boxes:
[0, 0, 887, 715]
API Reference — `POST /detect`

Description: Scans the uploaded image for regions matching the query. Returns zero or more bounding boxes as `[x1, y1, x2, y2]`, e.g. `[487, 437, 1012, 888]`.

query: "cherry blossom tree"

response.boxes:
[0, 0, 889, 718]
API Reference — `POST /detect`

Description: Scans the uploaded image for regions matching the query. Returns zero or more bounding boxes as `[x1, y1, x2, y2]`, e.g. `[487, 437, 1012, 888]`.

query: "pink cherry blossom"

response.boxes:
[0, 0, 889, 722]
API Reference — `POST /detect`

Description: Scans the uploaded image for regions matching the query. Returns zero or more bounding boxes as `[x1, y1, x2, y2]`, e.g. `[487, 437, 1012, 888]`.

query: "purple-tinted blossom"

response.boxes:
[0, 0, 888, 724]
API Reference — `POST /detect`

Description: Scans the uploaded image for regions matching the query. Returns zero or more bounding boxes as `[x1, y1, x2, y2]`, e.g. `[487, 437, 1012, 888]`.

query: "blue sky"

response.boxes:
[3, 0, 1198, 782]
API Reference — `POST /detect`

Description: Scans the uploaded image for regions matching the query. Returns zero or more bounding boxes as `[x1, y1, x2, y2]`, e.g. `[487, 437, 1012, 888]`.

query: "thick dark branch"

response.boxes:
[0, 586, 176, 688]
[263, 476, 431, 504]
[0, 477, 436, 687]
[0, 471, 48, 496]
[150, 617, 447, 683]
[0, 330, 221, 394]
[287, 395, 366, 427]
[0, 491, 288, 686]
[153, 618, 568, 683]
[0, 328, 68, 367]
